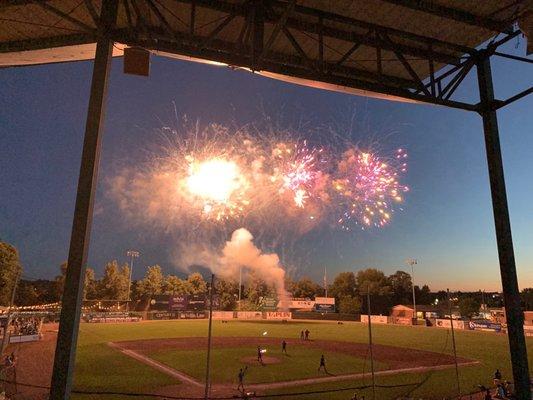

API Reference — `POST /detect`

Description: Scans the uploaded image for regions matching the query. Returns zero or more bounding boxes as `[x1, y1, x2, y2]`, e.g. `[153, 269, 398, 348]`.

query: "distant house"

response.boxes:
[390, 304, 450, 323]
[489, 308, 533, 326]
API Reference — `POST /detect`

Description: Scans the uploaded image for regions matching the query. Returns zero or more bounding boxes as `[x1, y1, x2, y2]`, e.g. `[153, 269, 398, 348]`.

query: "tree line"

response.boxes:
[1, 240, 532, 314]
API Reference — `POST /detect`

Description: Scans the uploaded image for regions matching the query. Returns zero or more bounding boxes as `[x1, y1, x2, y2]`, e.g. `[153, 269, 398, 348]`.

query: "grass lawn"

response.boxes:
[70, 320, 533, 399]
[149, 345, 387, 384]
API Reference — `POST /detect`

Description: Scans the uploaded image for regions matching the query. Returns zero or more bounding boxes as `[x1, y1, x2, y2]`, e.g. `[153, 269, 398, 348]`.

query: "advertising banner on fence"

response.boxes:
[469, 321, 501, 332]
[168, 295, 188, 311]
[288, 299, 315, 310]
[236, 311, 263, 320]
[314, 297, 335, 313]
[361, 315, 389, 324]
[435, 319, 468, 330]
[168, 294, 210, 311]
[266, 311, 292, 320]
[212, 311, 234, 320]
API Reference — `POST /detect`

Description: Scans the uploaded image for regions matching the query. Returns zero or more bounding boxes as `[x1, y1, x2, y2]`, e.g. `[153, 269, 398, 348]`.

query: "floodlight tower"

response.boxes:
[126, 250, 140, 311]
[406, 258, 418, 322]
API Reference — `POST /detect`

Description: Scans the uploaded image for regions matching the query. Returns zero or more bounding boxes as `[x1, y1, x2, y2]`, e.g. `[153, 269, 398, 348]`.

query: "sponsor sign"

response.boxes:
[361, 315, 389, 324]
[180, 311, 206, 319]
[151, 295, 171, 311]
[212, 311, 234, 320]
[168, 294, 210, 311]
[469, 321, 501, 332]
[261, 297, 278, 311]
[188, 294, 207, 311]
[315, 297, 335, 305]
[266, 311, 292, 320]
[288, 299, 315, 309]
[236, 311, 263, 320]
[314, 303, 335, 312]
[168, 295, 188, 311]
[435, 319, 468, 330]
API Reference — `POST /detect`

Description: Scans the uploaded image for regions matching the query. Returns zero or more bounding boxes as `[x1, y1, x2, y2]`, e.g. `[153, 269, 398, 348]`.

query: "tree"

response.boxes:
[84, 267, 98, 300]
[136, 265, 164, 298]
[15, 280, 39, 306]
[187, 272, 207, 295]
[54, 261, 68, 300]
[164, 275, 189, 295]
[329, 272, 356, 301]
[245, 274, 273, 306]
[458, 297, 481, 319]
[99, 260, 129, 300]
[415, 284, 432, 305]
[389, 270, 412, 305]
[290, 277, 322, 299]
[215, 279, 238, 311]
[521, 288, 533, 311]
[356, 268, 391, 295]
[338, 295, 362, 314]
[0, 241, 23, 306]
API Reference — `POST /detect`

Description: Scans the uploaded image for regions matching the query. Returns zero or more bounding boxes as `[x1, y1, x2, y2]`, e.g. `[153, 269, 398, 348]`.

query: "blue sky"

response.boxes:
[1, 41, 531, 291]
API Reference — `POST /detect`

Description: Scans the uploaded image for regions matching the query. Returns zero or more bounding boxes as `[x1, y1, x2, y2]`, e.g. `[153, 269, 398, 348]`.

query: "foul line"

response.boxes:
[108, 342, 202, 387]
[247, 361, 480, 390]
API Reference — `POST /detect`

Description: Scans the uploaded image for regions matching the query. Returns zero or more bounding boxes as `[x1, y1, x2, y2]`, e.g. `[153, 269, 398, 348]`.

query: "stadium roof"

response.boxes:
[1, 0, 530, 109]
[2, 2, 531, 399]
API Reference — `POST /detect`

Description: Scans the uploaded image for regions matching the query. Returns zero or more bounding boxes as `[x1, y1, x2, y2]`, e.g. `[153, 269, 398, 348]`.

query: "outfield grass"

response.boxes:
[71, 320, 533, 399]
[150, 345, 387, 384]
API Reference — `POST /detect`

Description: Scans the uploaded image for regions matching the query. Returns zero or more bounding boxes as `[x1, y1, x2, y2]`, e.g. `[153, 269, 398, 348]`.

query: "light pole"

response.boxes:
[406, 259, 417, 323]
[126, 250, 140, 312]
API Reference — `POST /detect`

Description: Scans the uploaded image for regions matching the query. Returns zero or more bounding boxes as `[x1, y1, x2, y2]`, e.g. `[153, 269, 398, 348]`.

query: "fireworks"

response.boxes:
[334, 148, 409, 229]
[273, 141, 325, 209]
[185, 157, 249, 220]
[109, 120, 409, 233]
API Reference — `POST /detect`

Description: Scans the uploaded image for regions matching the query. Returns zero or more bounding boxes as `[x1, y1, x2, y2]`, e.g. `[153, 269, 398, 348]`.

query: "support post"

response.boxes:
[49, 2, 117, 399]
[205, 274, 215, 399]
[477, 54, 531, 400]
[447, 289, 460, 396]
[367, 287, 376, 400]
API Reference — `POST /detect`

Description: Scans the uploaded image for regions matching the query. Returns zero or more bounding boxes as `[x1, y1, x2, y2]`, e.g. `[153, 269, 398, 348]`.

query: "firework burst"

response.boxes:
[333, 148, 409, 230]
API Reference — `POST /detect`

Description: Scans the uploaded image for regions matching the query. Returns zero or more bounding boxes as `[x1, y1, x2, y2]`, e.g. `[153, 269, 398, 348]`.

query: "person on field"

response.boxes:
[237, 366, 247, 391]
[318, 354, 327, 374]
[495, 383, 506, 399]
[493, 369, 502, 385]
[305, 329, 310, 340]
[504, 380, 514, 397]
[300, 330, 304, 340]
[257, 346, 263, 364]
[282, 340, 287, 355]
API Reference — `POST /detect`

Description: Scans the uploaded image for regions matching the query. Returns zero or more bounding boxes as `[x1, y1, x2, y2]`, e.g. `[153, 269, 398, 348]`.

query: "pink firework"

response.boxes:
[333, 148, 409, 229]
[274, 141, 325, 208]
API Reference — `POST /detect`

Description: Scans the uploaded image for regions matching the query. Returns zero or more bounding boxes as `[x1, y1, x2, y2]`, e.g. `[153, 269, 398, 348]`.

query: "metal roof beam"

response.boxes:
[380, 0, 511, 32]
[0, 32, 93, 53]
[112, 27, 478, 111]
[172, 0, 474, 56]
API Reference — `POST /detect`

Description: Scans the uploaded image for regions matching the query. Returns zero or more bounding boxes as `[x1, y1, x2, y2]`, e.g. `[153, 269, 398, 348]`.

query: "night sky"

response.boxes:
[1, 40, 532, 291]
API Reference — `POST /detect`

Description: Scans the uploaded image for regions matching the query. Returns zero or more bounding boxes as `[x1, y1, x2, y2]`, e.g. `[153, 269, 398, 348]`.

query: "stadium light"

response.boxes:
[406, 258, 418, 322]
[126, 250, 140, 311]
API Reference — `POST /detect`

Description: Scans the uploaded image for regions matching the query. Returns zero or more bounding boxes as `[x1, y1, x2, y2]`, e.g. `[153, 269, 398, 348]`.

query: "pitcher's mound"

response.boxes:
[241, 356, 281, 365]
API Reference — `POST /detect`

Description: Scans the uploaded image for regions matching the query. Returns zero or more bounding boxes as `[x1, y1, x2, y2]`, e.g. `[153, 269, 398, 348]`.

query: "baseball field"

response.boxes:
[8, 319, 533, 399]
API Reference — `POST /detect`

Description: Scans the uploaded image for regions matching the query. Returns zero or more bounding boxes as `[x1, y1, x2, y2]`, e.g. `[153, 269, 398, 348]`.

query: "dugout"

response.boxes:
[0, 1, 531, 398]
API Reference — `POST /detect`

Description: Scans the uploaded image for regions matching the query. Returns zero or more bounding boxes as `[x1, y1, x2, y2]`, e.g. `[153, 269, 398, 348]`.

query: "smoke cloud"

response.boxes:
[216, 228, 290, 309]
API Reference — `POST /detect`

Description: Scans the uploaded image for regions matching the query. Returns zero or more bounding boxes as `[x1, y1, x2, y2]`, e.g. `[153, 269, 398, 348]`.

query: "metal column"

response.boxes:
[477, 54, 531, 400]
[49, 2, 117, 399]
